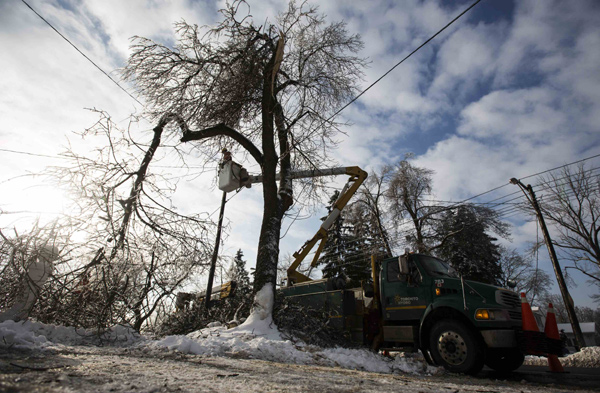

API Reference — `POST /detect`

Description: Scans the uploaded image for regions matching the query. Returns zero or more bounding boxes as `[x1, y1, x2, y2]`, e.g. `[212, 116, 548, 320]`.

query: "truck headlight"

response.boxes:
[475, 309, 495, 320]
[474, 309, 511, 321]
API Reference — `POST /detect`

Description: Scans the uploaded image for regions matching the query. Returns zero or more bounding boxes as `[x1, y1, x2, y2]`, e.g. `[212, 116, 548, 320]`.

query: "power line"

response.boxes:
[483, 162, 600, 214]
[0, 147, 65, 159]
[20, 0, 144, 107]
[449, 153, 600, 209]
[531, 166, 600, 191]
[291, 157, 600, 269]
[288, 154, 600, 239]
[0, 147, 216, 172]
[517, 152, 600, 182]
[291, 155, 600, 258]
[326, 0, 483, 122]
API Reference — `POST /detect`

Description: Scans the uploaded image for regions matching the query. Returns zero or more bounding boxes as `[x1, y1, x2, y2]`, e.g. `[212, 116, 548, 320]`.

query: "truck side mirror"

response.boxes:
[507, 279, 517, 289]
[398, 256, 409, 275]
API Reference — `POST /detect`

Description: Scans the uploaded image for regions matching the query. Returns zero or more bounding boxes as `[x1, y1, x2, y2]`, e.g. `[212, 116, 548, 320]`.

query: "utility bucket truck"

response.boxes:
[218, 161, 560, 375]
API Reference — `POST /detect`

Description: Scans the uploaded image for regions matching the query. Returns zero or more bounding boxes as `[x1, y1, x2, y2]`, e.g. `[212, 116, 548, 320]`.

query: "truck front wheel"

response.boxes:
[429, 320, 484, 375]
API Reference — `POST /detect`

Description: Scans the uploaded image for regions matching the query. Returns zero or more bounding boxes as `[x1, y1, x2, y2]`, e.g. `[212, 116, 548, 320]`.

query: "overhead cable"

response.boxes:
[0, 147, 64, 159]
[517, 152, 600, 182]
[20, 0, 144, 107]
[326, 0, 483, 122]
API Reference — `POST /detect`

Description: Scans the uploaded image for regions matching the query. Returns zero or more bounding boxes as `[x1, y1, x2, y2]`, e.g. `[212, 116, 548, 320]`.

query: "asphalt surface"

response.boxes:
[478, 365, 600, 390]
[1, 348, 599, 392]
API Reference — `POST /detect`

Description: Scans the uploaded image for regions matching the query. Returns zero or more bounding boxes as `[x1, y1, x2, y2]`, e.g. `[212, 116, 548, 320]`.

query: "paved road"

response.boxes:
[478, 365, 600, 390]
[1, 347, 599, 392]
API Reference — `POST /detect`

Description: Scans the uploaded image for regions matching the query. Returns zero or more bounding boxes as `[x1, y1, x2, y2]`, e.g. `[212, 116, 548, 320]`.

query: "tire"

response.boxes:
[429, 320, 484, 375]
[485, 348, 524, 372]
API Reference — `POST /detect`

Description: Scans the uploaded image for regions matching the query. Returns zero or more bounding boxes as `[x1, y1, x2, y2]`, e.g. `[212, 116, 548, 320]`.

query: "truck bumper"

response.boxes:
[481, 329, 518, 348]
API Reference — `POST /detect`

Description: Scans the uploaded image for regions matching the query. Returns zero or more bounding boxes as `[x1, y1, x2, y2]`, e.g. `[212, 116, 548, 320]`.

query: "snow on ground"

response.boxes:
[0, 319, 142, 349]
[152, 284, 438, 375]
[0, 286, 438, 376]
[0, 317, 437, 377]
[154, 322, 435, 375]
[3, 317, 599, 375]
[524, 346, 600, 368]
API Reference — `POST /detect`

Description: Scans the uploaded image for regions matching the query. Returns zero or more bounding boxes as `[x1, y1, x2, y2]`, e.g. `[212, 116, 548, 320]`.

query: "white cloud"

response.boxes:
[427, 22, 504, 103]
[2, 0, 600, 306]
[414, 0, 600, 201]
[414, 136, 514, 200]
[457, 88, 568, 141]
[82, 0, 218, 60]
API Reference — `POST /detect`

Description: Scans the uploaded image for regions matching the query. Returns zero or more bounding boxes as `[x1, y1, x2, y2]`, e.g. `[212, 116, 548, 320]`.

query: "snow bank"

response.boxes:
[0, 319, 142, 349]
[151, 283, 437, 375]
[151, 286, 438, 376]
[231, 283, 280, 340]
[525, 346, 600, 368]
[0, 286, 438, 378]
[152, 324, 438, 375]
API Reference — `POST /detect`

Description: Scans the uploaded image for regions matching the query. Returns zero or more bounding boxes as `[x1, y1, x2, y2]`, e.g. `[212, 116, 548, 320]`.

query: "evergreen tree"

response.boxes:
[229, 249, 251, 296]
[434, 205, 503, 285]
[346, 202, 391, 259]
[318, 192, 371, 287]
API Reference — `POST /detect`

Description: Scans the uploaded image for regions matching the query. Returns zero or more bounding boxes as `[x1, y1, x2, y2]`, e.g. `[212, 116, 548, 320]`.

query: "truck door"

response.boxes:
[382, 257, 430, 322]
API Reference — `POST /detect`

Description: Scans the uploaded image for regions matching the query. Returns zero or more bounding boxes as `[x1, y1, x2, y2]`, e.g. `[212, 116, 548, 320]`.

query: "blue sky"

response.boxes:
[1, 0, 599, 308]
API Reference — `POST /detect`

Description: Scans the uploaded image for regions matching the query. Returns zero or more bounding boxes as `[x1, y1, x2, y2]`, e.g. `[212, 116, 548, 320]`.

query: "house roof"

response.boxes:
[557, 322, 598, 334]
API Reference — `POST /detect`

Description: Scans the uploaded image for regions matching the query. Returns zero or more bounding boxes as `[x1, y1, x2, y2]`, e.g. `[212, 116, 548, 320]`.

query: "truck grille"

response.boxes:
[496, 290, 520, 308]
[508, 309, 522, 321]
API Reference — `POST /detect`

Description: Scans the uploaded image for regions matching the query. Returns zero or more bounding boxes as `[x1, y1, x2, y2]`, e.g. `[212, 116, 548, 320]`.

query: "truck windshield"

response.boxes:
[418, 256, 459, 278]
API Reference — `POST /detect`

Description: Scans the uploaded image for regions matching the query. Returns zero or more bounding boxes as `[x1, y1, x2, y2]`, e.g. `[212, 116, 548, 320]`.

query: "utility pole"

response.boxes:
[510, 178, 586, 350]
[204, 191, 227, 317]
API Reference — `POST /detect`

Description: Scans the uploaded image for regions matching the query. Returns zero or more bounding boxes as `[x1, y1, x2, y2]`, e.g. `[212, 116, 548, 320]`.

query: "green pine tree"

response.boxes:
[318, 192, 372, 287]
[434, 205, 503, 285]
[229, 249, 251, 293]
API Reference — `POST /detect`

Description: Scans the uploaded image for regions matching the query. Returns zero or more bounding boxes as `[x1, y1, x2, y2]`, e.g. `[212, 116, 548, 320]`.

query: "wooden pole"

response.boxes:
[511, 178, 586, 350]
[204, 191, 227, 316]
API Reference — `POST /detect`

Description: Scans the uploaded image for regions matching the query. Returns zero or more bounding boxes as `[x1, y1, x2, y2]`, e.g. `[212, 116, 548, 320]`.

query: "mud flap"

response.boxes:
[422, 349, 436, 366]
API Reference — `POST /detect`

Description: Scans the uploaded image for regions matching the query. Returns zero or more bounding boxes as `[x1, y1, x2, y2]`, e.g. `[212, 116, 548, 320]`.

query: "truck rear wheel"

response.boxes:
[485, 348, 524, 372]
[429, 320, 484, 375]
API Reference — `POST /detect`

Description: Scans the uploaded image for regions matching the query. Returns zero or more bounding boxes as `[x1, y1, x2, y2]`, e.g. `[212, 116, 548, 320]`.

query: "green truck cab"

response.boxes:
[282, 253, 525, 375]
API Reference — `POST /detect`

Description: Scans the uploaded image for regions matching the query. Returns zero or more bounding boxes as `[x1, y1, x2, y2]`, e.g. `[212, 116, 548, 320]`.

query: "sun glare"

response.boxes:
[28, 185, 69, 215]
[2, 183, 70, 224]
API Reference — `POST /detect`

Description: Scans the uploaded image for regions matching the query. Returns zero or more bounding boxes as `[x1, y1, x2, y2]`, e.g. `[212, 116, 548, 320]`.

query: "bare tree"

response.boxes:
[537, 164, 600, 292]
[497, 247, 552, 305]
[539, 293, 570, 323]
[353, 165, 393, 256]
[375, 156, 509, 258]
[123, 0, 366, 300]
[39, 111, 214, 331]
[385, 155, 442, 253]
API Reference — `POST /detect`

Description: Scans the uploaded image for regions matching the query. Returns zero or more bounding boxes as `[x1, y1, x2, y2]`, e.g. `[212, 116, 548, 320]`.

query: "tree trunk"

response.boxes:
[252, 47, 282, 295]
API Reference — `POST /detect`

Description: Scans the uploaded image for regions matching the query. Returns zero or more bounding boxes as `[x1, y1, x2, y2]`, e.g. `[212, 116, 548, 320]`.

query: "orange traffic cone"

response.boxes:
[521, 292, 539, 332]
[520, 292, 546, 356]
[545, 303, 565, 373]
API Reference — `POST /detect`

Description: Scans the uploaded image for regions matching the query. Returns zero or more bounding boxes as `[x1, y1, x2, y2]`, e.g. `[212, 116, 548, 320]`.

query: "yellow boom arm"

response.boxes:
[286, 166, 367, 286]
